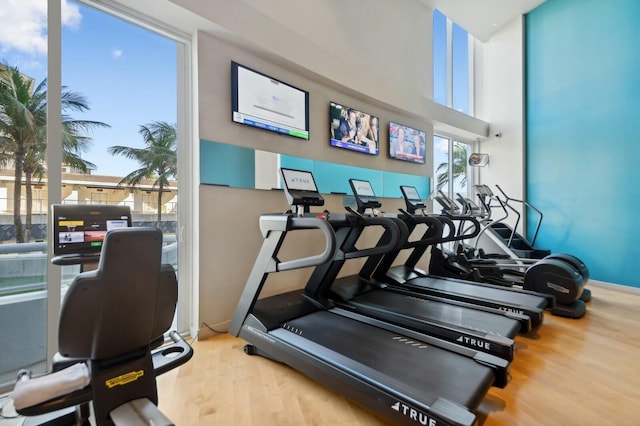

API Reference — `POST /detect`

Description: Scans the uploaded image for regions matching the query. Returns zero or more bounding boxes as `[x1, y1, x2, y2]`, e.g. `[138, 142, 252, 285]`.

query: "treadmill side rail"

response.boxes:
[229, 215, 336, 336]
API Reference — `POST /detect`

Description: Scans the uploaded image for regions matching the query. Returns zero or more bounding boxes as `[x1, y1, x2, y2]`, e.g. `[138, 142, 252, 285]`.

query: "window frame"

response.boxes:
[433, 8, 475, 116]
[45, 0, 196, 367]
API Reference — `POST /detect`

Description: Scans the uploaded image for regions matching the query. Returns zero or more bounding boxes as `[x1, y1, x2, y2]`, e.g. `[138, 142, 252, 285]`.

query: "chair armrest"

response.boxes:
[14, 364, 91, 416]
[152, 331, 193, 376]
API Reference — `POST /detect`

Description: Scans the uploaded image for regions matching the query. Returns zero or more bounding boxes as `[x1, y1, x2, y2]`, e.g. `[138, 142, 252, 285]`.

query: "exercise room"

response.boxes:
[1, 0, 639, 425]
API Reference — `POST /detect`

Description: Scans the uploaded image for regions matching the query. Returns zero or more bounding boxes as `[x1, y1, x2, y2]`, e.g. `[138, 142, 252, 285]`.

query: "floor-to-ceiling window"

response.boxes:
[0, 0, 192, 392]
[433, 8, 474, 115]
[433, 135, 474, 205]
[432, 8, 475, 208]
[0, 0, 54, 388]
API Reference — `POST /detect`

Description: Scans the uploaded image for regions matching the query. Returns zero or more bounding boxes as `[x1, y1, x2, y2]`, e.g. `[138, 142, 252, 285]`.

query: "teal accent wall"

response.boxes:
[279, 155, 430, 198]
[526, 0, 640, 287]
[200, 140, 255, 188]
[200, 140, 429, 199]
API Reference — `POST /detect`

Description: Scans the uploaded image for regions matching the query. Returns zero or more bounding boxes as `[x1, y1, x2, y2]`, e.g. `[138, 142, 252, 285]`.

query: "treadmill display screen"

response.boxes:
[281, 168, 319, 192]
[351, 179, 375, 197]
[437, 191, 459, 212]
[401, 185, 421, 202]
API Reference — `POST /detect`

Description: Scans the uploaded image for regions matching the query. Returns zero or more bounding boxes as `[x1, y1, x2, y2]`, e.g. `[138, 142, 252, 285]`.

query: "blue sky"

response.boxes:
[432, 8, 471, 195]
[0, 0, 177, 176]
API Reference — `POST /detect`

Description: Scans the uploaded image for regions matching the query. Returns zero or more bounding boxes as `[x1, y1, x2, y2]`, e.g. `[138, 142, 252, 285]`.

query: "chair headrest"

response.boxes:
[58, 227, 177, 360]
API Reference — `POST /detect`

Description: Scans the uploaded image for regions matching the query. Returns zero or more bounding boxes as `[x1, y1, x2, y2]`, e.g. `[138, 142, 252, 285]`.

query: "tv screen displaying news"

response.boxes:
[389, 121, 426, 164]
[330, 102, 379, 155]
[231, 61, 310, 140]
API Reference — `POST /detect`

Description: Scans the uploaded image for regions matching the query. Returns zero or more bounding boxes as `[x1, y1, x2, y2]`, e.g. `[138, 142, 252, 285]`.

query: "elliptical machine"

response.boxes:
[432, 190, 588, 319]
[464, 185, 591, 303]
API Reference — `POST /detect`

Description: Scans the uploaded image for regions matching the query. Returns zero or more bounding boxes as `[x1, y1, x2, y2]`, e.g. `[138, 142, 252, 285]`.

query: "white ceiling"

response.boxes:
[111, 0, 546, 43]
[420, 0, 546, 41]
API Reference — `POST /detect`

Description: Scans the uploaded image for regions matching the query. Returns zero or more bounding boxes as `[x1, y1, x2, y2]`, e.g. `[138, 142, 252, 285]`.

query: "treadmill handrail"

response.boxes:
[343, 207, 406, 259]
[436, 215, 457, 242]
[439, 213, 481, 243]
[230, 214, 336, 336]
[259, 215, 336, 272]
[397, 210, 444, 249]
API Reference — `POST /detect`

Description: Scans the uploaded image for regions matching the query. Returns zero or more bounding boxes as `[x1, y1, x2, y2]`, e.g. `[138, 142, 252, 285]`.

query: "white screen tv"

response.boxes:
[231, 61, 310, 140]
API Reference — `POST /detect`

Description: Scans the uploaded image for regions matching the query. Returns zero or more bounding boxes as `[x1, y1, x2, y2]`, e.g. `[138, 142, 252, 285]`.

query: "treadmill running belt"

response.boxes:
[408, 276, 547, 308]
[354, 290, 520, 337]
[278, 310, 495, 410]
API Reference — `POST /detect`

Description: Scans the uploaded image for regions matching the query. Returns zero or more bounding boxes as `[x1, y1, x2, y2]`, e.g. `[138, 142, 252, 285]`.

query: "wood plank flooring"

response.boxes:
[157, 285, 640, 425]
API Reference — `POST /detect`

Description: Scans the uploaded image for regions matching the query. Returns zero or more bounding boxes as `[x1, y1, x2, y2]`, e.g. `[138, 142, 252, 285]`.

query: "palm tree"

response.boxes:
[22, 119, 98, 241]
[0, 64, 40, 242]
[108, 121, 177, 229]
[435, 142, 469, 191]
[0, 62, 106, 242]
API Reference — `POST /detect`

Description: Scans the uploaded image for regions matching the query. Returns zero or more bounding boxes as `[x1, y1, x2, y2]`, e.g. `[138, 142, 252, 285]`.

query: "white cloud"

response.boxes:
[111, 48, 123, 59]
[0, 0, 81, 55]
[435, 138, 449, 152]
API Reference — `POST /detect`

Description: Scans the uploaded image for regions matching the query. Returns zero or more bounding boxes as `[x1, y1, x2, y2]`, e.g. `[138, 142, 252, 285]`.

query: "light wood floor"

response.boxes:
[157, 285, 640, 425]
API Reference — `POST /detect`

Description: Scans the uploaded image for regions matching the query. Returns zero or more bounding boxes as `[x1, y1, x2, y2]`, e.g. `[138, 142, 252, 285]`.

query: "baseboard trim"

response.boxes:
[588, 280, 640, 295]
[197, 319, 231, 340]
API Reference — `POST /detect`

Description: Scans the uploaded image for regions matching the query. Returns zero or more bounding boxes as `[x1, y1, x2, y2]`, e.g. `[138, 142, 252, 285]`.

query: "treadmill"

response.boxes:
[375, 185, 551, 328]
[229, 169, 508, 426]
[305, 178, 524, 361]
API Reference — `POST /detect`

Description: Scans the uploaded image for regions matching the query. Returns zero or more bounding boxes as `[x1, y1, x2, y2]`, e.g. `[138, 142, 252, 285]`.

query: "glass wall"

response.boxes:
[452, 23, 470, 114]
[433, 8, 474, 115]
[433, 9, 448, 106]
[0, 0, 51, 387]
[433, 135, 473, 203]
[0, 0, 186, 391]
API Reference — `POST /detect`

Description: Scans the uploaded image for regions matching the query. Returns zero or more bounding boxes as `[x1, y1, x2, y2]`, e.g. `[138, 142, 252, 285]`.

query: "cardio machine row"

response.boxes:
[230, 168, 560, 426]
[430, 186, 589, 318]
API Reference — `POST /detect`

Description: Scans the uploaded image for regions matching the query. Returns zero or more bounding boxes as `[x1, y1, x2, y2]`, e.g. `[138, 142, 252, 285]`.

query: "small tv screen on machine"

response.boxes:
[280, 168, 324, 208]
[349, 179, 382, 213]
[52, 204, 132, 256]
[400, 185, 427, 211]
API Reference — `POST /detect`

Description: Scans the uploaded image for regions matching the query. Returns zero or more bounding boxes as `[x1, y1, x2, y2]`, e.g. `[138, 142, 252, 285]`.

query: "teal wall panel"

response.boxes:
[382, 172, 429, 199]
[313, 162, 384, 195]
[200, 140, 255, 188]
[201, 141, 429, 201]
[279, 156, 314, 175]
[526, 0, 640, 287]
[279, 155, 430, 198]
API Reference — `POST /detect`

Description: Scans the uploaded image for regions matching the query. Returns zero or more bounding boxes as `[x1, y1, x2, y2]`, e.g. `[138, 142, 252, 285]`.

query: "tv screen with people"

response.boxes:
[231, 61, 310, 140]
[330, 102, 379, 155]
[389, 121, 426, 164]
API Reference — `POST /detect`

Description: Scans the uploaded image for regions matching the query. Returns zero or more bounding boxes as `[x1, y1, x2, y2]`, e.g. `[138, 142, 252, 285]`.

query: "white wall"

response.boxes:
[476, 16, 526, 229]
[176, 0, 432, 105]
[238, 0, 434, 101]
[173, 0, 489, 136]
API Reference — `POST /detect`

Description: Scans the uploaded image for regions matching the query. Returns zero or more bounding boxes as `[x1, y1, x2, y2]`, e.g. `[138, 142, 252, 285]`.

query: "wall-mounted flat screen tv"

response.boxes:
[231, 61, 310, 140]
[330, 102, 379, 155]
[389, 121, 426, 164]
